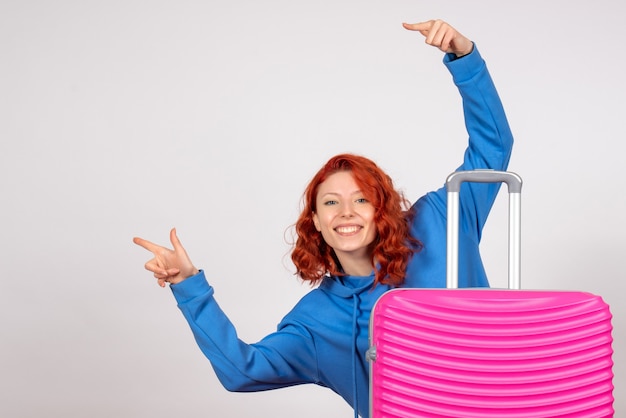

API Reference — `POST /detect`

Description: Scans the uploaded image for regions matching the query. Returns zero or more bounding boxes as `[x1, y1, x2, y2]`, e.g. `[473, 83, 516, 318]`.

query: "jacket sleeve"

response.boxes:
[429, 45, 514, 240]
[170, 270, 320, 392]
[405, 45, 514, 289]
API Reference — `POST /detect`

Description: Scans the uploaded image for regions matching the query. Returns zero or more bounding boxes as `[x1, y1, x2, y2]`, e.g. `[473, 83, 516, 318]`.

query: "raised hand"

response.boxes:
[133, 228, 199, 287]
[402, 19, 473, 57]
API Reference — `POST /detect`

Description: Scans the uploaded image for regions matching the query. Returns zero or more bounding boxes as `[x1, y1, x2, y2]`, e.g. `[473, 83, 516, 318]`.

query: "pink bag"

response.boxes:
[367, 171, 614, 417]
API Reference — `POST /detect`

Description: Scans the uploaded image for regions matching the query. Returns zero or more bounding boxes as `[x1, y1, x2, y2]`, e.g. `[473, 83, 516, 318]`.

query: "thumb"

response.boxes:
[170, 227, 186, 253]
[169, 227, 199, 279]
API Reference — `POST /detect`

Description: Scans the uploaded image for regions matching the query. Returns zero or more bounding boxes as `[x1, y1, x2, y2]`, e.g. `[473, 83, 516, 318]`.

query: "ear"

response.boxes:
[312, 212, 321, 231]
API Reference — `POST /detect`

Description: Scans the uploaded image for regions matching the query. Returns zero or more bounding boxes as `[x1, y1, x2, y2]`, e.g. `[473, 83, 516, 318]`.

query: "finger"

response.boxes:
[166, 267, 180, 276]
[424, 19, 445, 46]
[440, 30, 456, 53]
[145, 260, 168, 276]
[402, 21, 430, 36]
[154, 270, 169, 279]
[154, 269, 180, 280]
[133, 236, 163, 253]
[429, 23, 452, 50]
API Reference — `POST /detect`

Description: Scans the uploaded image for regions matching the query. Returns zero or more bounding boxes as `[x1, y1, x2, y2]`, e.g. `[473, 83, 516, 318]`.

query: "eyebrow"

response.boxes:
[319, 190, 363, 198]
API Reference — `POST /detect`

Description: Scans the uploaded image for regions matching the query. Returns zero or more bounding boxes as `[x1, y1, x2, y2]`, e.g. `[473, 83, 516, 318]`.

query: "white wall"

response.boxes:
[1, 0, 624, 417]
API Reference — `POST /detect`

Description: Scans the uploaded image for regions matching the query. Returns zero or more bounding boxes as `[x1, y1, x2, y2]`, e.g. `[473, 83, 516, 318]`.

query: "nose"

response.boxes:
[340, 203, 355, 218]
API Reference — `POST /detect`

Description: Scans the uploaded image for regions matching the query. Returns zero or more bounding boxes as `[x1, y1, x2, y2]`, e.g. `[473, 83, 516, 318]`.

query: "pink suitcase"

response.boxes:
[367, 171, 614, 417]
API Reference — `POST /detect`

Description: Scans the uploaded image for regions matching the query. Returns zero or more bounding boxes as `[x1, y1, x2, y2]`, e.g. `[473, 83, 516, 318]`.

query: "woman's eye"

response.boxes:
[356, 198, 369, 204]
[323, 200, 338, 206]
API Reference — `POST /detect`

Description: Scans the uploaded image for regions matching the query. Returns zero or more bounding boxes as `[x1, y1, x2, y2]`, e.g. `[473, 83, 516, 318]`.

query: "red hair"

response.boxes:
[291, 154, 421, 286]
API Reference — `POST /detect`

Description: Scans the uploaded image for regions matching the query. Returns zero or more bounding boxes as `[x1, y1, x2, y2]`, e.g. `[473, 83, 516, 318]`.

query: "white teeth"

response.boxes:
[336, 226, 360, 234]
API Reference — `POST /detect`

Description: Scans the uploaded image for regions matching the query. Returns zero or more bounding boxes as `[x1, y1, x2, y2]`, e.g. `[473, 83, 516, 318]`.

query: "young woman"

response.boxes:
[134, 19, 514, 418]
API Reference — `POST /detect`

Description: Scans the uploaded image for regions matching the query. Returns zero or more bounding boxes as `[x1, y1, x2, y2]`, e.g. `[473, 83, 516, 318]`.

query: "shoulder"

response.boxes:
[282, 284, 335, 318]
[411, 189, 447, 223]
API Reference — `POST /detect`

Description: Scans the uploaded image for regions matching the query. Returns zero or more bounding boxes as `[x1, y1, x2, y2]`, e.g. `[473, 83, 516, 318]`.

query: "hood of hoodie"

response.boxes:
[319, 272, 377, 297]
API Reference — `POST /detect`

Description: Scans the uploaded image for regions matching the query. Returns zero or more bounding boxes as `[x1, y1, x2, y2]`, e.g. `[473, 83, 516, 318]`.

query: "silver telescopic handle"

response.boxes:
[446, 170, 523, 290]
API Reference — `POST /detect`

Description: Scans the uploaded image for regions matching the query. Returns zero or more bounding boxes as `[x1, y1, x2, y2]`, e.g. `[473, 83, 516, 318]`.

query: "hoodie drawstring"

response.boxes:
[352, 293, 359, 418]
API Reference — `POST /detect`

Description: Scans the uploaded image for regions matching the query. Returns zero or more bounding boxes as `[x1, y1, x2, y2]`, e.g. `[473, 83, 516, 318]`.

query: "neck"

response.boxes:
[335, 251, 373, 277]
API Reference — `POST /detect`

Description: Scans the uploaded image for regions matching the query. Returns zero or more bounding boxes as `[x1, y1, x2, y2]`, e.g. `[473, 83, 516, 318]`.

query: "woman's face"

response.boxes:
[312, 171, 377, 273]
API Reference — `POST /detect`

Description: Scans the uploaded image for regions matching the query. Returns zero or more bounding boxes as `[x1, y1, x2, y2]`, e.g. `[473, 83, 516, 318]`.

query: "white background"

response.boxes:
[1, 0, 624, 417]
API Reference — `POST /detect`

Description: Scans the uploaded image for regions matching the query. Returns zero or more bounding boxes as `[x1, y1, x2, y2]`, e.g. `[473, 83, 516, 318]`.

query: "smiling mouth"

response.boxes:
[335, 225, 361, 234]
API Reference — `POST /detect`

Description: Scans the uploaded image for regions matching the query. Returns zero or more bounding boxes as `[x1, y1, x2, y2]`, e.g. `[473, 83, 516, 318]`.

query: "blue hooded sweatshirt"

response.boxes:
[170, 45, 513, 418]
